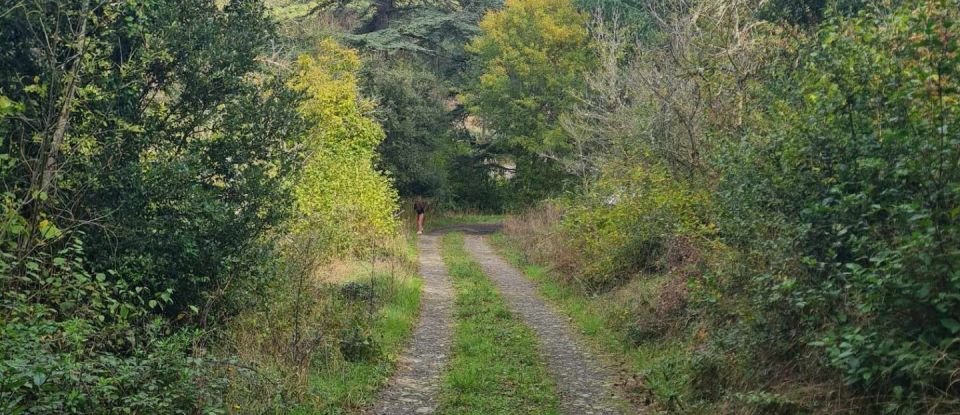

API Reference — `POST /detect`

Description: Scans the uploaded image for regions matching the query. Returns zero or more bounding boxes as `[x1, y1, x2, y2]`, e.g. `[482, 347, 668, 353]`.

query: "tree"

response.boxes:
[464, 0, 593, 203]
[288, 39, 398, 254]
[363, 60, 452, 198]
[273, 0, 497, 67]
[0, 0, 305, 410]
[270, 0, 506, 210]
[1, 0, 304, 312]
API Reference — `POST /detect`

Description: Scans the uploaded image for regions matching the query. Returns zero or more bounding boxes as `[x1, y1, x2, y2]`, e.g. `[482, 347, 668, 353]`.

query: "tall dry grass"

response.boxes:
[502, 202, 583, 280]
[218, 230, 418, 413]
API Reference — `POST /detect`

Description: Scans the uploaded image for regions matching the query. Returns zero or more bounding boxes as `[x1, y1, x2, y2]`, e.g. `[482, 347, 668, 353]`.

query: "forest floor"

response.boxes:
[371, 224, 628, 415]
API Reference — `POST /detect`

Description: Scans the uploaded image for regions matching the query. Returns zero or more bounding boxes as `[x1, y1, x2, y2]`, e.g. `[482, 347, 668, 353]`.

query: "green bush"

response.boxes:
[0, 237, 226, 414]
[1, 1, 304, 411]
[719, 0, 960, 408]
[1, 319, 223, 414]
[562, 163, 712, 292]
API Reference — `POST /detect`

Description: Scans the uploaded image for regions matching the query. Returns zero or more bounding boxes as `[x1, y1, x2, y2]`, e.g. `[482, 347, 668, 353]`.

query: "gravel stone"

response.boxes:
[371, 235, 454, 415]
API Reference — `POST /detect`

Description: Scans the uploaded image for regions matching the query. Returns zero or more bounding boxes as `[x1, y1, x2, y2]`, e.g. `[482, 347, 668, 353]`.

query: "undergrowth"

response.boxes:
[219, 233, 421, 414]
[493, 208, 863, 414]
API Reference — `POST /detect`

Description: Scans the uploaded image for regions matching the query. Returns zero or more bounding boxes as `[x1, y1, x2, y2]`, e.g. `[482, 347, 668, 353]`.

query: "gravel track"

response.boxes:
[372, 226, 627, 414]
[371, 234, 454, 415]
[464, 234, 625, 415]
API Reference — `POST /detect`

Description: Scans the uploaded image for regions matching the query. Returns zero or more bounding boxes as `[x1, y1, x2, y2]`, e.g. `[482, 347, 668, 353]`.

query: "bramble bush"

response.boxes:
[0, 235, 226, 413]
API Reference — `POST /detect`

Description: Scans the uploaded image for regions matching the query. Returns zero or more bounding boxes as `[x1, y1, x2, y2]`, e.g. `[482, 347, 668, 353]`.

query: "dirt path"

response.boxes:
[464, 235, 625, 415]
[371, 234, 454, 415]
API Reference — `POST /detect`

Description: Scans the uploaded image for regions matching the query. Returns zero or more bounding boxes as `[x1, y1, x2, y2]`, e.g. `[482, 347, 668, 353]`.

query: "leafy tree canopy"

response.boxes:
[463, 0, 593, 204]
[289, 39, 399, 253]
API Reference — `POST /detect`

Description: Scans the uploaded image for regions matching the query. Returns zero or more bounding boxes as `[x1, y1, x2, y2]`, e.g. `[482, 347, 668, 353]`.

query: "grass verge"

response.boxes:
[222, 234, 422, 414]
[438, 232, 559, 415]
[299, 273, 422, 414]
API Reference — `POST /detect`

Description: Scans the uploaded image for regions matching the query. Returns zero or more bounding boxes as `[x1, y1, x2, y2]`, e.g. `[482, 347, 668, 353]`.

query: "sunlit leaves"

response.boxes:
[289, 39, 398, 253]
[464, 0, 593, 203]
[466, 0, 592, 156]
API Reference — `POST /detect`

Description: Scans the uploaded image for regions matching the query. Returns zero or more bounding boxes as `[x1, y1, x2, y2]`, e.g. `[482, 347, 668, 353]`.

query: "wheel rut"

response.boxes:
[371, 234, 454, 415]
[463, 234, 625, 415]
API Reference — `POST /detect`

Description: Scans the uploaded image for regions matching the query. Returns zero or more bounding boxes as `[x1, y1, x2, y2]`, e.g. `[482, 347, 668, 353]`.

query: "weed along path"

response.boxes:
[464, 234, 624, 415]
[372, 234, 455, 415]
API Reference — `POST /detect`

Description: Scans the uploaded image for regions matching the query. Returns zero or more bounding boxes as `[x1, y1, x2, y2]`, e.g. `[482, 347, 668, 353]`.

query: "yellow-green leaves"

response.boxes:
[37, 219, 62, 240]
[463, 0, 593, 203]
[0, 94, 21, 118]
[465, 0, 592, 156]
[289, 40, 398, 254]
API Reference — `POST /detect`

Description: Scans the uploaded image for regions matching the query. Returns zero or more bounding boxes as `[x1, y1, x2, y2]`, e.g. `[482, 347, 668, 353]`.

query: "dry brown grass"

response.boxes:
[502, 202, 584, 281]
[504, 203, 699, 335]
[319, 257, 405, 284]
[654, 237, 701, 320]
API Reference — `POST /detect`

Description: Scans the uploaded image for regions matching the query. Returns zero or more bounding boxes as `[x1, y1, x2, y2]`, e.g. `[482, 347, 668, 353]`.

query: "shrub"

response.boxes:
[502, 202, 580, 275]
[289, 39, 399, 255]
[719, 0, 960, 408]
[1, 2, 306, 411]
[0, 236, 226, 414]
[562, 162, 712, 292]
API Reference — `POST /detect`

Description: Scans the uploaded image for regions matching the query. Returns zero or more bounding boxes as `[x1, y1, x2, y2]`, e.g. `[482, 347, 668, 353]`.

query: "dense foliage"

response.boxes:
[289, 39, 398, 253]
[0, 0, 307, 411]
[4, 0, 960, 412]
[0, 0, 405, 412]
[465, 0, 593, 204]
[362, 60, 452, 198]
[496, 0, 960, 412]
[722, 0, 960, 404]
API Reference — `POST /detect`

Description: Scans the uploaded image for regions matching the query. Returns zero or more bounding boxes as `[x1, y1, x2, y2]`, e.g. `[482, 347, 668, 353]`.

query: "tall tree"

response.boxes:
[362, 60, 452, 197]
[0, 0, 306, 411]
[464, 0, 593, 203]
[288, 39, 398, 253]
[0, 0, 304, 315]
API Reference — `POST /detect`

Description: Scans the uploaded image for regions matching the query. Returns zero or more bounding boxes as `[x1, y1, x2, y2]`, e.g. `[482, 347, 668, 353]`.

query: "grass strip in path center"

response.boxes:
[464, 235, 624, 415]
[438, 232, 560, 415]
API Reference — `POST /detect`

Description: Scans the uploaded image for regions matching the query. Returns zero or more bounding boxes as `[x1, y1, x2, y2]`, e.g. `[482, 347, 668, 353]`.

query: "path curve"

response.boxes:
[371, 234, 454, 415]
[464, 234, 624, 415]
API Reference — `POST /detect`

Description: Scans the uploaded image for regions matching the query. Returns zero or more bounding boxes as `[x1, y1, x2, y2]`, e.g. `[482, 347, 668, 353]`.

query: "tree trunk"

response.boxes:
[38, 0, 91, 199]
